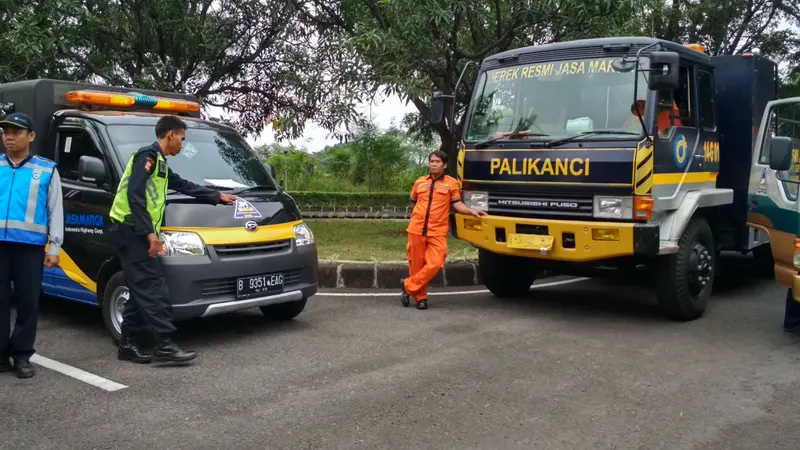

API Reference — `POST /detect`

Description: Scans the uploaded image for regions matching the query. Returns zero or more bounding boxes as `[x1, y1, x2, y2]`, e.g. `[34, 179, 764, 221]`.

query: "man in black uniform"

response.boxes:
[109, 115, 236, 365]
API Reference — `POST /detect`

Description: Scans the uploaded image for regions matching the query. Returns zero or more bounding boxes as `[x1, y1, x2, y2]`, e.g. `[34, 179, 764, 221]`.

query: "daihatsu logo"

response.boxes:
[244, 221, 258, 231]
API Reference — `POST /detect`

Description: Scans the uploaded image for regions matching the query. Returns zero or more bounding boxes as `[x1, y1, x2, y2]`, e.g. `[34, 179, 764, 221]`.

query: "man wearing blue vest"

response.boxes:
[0, 112, 64, 379]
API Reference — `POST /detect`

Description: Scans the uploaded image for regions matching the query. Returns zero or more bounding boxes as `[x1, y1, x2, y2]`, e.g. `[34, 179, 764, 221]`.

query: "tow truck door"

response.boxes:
[748, 98, 800, 287]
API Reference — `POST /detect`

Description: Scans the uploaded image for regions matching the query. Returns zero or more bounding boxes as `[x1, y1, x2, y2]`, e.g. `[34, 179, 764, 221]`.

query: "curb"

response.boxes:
[302, 211, 411, 220]
[317, 261, 553, 289]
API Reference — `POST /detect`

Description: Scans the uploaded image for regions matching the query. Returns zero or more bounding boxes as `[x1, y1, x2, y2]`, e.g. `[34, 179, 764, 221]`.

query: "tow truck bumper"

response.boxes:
[452, 214, 659, 262]
[160, 241, 318, 320]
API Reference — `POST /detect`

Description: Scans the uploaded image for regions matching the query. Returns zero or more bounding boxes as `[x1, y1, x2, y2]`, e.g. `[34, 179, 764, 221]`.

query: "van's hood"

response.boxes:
[162, 191, 301, 228]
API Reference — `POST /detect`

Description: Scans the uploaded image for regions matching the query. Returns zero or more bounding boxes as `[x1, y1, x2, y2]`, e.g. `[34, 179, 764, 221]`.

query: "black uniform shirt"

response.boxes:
[126, 142, 222, 236]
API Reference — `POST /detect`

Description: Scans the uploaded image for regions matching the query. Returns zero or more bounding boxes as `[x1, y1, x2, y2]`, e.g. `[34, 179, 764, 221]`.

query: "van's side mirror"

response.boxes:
[264, 162, 277, 179]
[78, 155, 106, 185]
[430, 92, 447, 125]
[769, 136, 794, 171]
[647, 51, 680, 92]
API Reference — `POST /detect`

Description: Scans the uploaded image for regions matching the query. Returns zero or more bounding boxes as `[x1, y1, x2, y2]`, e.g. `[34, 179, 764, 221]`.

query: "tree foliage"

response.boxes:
[0, 0, 371, 141]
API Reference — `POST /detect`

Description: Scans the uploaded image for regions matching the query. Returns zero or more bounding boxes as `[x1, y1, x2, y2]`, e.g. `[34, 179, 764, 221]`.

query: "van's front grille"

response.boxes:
[212, 240, 291, 258]
[200, 269, 303, 298]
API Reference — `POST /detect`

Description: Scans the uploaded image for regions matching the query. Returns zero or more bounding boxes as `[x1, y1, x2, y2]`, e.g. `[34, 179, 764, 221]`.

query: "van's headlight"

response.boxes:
[463, 191, 489, 212]
[159, 231, 206, 256]
[294, 222, 315, 246]
[593, 196, 633, 219]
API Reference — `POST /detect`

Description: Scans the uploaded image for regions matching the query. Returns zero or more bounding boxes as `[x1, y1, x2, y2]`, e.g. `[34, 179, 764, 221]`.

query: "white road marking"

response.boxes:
[30, 354, 128, 392]
[315, 277, 590, 297]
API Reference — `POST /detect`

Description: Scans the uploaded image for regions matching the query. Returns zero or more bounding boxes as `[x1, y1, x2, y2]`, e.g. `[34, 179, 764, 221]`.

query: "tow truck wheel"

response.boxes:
[102, 271, 128, 343]
[260, 298, 307, 321]
[655, 218, 715, 321]
[478, 249, 538, 297]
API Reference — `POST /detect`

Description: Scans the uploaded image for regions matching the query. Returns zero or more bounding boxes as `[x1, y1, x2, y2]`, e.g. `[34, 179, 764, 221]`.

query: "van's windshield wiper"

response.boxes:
[232, 184, 276, 195]
[474, 130, 549, 149]
[544, 130, 641, 148]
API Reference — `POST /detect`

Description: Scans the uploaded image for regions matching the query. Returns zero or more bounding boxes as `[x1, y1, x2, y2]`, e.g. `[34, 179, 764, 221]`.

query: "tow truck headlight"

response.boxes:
[294, 222, 315, 246]
[159, 231, 206, 256]
[593, 196, 633, 220]
[463, 191, 489, 212]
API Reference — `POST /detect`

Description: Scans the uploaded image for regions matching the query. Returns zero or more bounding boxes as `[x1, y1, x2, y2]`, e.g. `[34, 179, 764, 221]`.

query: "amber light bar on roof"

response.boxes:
[65, 89, 201, 113]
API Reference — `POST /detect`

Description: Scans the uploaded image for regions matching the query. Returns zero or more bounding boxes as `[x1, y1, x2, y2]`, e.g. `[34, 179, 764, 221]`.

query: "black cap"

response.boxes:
[0, 113, 34, 132]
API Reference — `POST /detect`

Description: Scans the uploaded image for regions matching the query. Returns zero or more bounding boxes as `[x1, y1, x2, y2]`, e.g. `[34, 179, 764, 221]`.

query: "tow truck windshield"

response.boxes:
[465, 56, 650, 143]
[107, 124, 276, 192]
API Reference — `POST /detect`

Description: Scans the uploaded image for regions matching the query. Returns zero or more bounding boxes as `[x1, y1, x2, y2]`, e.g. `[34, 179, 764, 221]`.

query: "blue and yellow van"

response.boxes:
[0, 79, 319, 341]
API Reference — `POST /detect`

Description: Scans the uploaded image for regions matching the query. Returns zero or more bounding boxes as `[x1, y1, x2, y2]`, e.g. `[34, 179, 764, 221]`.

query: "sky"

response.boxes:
[216, 91, 418, 153]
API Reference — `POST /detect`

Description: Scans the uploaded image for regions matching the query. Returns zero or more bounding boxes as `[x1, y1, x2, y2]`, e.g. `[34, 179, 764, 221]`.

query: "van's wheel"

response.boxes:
[479, 249, 539, 297]
[655, 218, 715, 321]
[260, 298, 307, 321]
[752, 243, 775, 277]
[102, 271, 128, 343]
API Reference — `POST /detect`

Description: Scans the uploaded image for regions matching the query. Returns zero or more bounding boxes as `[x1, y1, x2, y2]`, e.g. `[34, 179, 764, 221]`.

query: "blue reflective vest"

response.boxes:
[0, 154, 56, 246]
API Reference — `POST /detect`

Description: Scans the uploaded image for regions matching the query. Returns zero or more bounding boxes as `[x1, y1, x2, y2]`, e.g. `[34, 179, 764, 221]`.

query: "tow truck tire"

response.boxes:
[102, 271, 128, 343]
[259, 298, 307, 321]
[479, 249, 538, 297]
[655, 218, 715, 321]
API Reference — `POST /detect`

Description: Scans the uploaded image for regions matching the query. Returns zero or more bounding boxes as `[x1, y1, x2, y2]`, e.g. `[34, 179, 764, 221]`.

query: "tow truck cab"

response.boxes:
[0, 79, 319, 340]
[430, 37, 778, 321]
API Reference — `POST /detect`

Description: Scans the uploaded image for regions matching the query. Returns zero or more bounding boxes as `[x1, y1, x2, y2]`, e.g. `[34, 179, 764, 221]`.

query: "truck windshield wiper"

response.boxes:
[474, 130, 549, 149]
[544, 130, 641, 148]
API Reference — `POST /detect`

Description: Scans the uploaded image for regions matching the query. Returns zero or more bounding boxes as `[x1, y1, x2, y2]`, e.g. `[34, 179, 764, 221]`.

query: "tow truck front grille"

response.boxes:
[200, 269, 303, 298]
[489, 192, 594, 219]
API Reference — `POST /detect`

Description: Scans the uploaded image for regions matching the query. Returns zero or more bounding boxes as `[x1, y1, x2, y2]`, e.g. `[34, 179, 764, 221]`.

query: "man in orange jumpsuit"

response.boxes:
[401, 151, 486, 310]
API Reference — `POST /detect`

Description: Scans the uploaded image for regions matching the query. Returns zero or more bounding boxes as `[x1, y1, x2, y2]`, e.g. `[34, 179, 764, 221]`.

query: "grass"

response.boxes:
[304, 219, 478, 262]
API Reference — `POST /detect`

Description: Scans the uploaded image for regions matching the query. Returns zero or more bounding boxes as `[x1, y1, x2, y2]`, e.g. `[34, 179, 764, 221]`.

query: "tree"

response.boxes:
[0, 0, 372, 142]
[296, 0, 653, 174]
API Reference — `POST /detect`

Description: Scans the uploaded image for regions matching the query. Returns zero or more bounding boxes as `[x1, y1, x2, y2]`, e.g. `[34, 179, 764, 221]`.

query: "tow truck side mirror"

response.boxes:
[78, 155, 106, 185]
[769, 136, 793, 171]
[647, 51, 680, 92]
[430, 92, 446, 125]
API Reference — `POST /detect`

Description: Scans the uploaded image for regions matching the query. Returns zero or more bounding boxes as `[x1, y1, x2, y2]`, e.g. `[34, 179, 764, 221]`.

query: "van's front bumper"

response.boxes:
[160, 240, 318, 320]
[453, 214, 659, 262]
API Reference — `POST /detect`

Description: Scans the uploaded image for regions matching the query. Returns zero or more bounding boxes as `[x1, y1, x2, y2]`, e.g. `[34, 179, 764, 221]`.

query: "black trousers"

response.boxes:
[110, 224, 176, 338]
[0, 242, 44, 361]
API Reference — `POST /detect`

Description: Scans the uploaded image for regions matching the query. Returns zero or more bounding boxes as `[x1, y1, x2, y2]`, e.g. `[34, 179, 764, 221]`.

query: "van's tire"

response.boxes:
[655, 218, 715, 321]
[479, 249, 538, 298]
[752, 243, 775, 277]
[102, 271, 129, 343]
[260, 298, 307, 321]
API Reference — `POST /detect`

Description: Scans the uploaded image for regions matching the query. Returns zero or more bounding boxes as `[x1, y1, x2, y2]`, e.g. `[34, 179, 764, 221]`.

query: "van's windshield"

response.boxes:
[106, 124, 276, 191]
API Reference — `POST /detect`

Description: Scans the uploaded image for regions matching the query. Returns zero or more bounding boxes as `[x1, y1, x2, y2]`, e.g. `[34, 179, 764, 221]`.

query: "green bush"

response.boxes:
[287, 191, 410, 208]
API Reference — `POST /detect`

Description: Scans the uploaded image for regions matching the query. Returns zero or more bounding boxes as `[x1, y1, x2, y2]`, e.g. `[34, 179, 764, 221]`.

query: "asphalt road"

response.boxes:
[3, 255, 800, 450]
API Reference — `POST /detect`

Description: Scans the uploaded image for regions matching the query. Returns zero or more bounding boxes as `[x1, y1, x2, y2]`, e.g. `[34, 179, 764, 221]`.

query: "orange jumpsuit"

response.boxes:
[404, 174, 461, 302]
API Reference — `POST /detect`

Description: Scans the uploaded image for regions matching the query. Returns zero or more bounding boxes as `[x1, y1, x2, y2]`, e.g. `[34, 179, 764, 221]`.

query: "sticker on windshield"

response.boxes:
[234, 198, 263, 220]
[757, 168, 768, 196]
[182, 143, 198, 159]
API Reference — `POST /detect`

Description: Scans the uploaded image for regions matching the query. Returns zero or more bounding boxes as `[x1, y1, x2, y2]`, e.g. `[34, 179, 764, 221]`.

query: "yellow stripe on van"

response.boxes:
[161, 220, 302, 245]
[45, 244, 98, 293]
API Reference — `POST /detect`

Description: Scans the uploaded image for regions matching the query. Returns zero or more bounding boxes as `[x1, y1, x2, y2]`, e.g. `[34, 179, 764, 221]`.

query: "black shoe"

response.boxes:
[416, 300, 428, 310]
[13, 359, 34, 378]
[0, 358, 11, 373]
[118, 337, 153, 364]
[153, 337, 196, 364]
[400, 279, 411, 307]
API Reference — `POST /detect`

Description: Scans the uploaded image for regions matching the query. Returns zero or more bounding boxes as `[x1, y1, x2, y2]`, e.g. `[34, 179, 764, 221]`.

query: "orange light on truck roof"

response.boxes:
[683, 43, 706, 53]
[65, 89, 201, 113]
